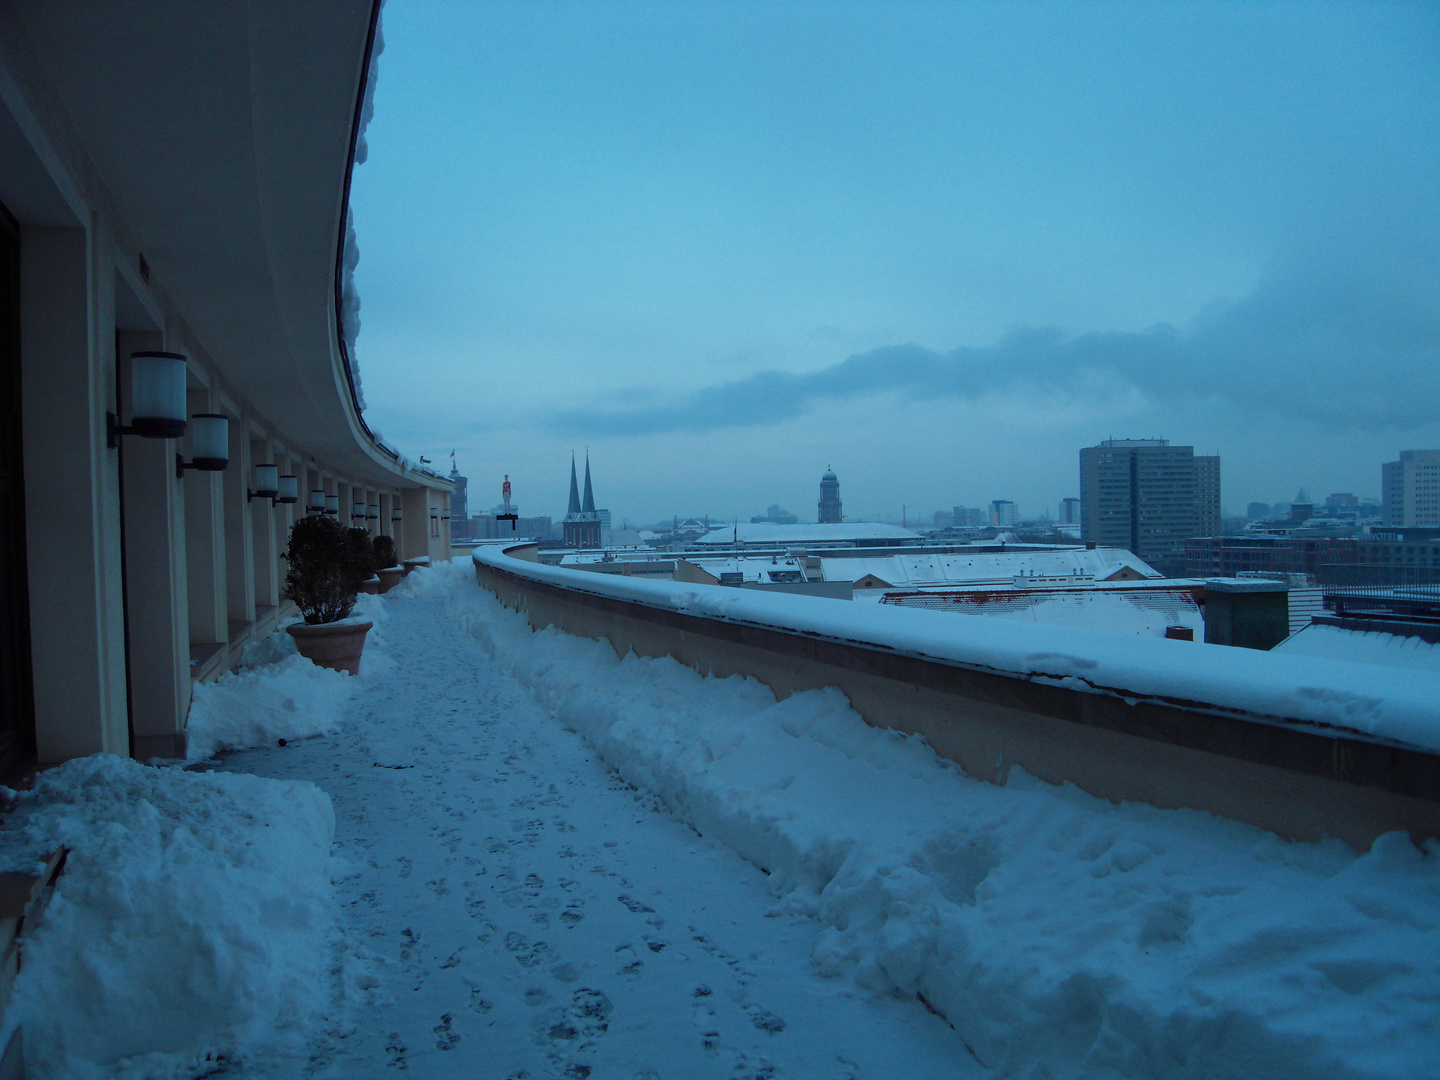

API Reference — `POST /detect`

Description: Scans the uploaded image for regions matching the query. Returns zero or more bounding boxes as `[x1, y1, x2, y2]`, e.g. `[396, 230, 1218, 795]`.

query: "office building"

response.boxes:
[1081, 439, 1220, 576]
[953, 506, 987, 528]
[1058, 497, 1081, 525]
[991, 500, 1017, 527]
[1382, 450, 1440, 527]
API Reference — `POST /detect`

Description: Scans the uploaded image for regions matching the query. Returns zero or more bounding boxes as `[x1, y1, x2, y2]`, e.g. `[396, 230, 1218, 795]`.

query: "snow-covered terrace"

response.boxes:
[6, 563, 1440, 1078]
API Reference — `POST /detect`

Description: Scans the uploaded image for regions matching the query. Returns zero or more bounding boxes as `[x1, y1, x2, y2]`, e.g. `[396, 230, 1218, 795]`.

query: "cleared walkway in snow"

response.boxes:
[221, 578, 974, 1078]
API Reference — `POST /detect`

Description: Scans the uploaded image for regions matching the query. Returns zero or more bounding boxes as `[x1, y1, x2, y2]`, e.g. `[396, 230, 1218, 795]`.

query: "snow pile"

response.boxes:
[422, 562, 1440, 1079]
[0, 756, 337, 1079]
[186, 647, 354, 762]
[184, 593, 396, 760]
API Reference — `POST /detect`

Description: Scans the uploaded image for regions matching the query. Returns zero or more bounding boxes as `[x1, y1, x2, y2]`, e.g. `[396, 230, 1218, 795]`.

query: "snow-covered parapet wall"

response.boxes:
[473, 546, 1440, 757]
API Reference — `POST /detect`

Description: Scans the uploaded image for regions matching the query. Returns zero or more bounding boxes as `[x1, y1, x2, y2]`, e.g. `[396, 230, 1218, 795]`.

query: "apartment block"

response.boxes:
[1382, 450, 1440, 527]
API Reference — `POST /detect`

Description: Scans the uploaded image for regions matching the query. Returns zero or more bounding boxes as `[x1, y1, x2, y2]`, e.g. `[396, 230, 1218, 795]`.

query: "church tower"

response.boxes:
[562, 451, 603, 548]
[818, 467, 843, 524]
[448, 451, 468, 527]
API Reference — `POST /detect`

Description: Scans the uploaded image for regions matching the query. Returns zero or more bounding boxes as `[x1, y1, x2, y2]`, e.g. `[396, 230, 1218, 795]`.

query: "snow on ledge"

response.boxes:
[473, 546, 1440, 755]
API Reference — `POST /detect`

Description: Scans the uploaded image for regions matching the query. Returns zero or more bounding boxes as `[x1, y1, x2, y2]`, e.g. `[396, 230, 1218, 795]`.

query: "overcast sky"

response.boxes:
[350, 0, 1439, 526]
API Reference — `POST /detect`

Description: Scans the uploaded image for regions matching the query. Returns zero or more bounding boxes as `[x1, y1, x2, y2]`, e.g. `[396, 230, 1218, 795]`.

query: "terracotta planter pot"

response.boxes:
[359, 576, 380, 595]
[286, 620, 373, 676]
[401, 557, 429, 576]
[377, 566, 404, 594]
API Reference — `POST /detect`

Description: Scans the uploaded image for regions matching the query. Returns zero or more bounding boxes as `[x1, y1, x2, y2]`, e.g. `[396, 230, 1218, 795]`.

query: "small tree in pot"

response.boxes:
[283, 515, 373, 674]
[349, 526, 381, 594]
[373, 534, 404, 594]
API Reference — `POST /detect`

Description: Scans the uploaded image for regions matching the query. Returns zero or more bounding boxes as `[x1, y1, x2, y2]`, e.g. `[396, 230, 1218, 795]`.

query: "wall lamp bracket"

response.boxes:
[176, 453, 228, 480]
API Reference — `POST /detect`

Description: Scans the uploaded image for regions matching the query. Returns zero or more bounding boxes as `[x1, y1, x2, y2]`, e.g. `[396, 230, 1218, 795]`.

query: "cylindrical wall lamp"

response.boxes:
[367, 503, 379, 520]
[430, 507, 439, 521]
[276, 475, 299, 504]
[324, 495, 339, 516]
[176, 413, 229, 478]
[391, 507, 403, 523]
[108, 351, 189, 447]
[247, 464, 279, 502]
[308, 489, 326, 513]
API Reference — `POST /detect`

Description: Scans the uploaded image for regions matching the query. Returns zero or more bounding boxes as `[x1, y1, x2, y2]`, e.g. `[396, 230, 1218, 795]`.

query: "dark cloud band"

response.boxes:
[548, 257, 1440, 436]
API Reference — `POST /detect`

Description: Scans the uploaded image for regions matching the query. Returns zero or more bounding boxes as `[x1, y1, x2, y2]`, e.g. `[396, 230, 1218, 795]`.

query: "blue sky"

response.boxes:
[351, 0, 1439, 526]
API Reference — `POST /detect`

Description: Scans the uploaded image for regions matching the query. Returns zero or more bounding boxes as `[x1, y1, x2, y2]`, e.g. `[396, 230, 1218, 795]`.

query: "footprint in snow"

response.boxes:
[692, 998, 721, 1054]
[614, 944, 645, 980]
[729, 1053, 780, 1079]
[433, 1013, 461, 1052]
[746, 1005, 786, 1035]
[540, 987, 613, 1049]
[504, 931, 552, 969]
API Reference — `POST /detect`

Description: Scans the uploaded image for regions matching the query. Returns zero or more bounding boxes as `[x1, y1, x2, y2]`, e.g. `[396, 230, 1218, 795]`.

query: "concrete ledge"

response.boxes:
[474, 549, 1440, 848]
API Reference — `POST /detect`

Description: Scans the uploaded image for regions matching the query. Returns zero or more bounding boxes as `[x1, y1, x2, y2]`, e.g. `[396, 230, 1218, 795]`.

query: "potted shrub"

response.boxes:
[349, 526, 380, 594]
[374, 534, 404, 594]
[282, 515, 373, 675]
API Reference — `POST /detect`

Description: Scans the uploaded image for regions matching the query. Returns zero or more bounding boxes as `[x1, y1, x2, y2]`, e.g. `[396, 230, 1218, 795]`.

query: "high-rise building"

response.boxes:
[1382, 450, 1440, 526]
[1058, 497, 1081, 524]
[990, 500, 1017, 527]
[818, 468, 843, 523]
[952, 506, 987, 527]
[1080, 439, 1221, 576]
[562, 452, 603, 548]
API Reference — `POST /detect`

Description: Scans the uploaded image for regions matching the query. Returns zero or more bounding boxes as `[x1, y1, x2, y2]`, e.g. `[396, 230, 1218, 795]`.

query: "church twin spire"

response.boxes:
[562, 450, 602, 548]
[565, 450, 597, 521]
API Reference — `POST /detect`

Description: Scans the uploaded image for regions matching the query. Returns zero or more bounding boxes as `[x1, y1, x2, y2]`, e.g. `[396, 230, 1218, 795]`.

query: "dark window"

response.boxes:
[0, 201, 35, 781]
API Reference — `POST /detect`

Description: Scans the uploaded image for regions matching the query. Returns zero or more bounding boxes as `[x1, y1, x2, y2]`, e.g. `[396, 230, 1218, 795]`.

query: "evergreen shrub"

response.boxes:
[283, 515, 357, 625]
[372, 534, 397, 570]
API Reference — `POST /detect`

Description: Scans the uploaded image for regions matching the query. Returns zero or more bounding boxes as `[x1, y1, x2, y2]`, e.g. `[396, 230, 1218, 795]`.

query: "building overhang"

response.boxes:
[4, 0, 433, 487]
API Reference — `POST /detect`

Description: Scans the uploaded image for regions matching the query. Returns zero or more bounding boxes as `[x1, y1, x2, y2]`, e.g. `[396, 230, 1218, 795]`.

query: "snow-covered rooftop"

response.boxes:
[829, 547, 1161, 588]
[1274, 621, 1440, 673]
[883, 586, 1204, 640]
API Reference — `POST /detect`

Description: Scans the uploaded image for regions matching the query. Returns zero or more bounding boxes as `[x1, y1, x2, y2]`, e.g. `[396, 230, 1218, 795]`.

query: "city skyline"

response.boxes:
[447, 445, 1405, 532]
